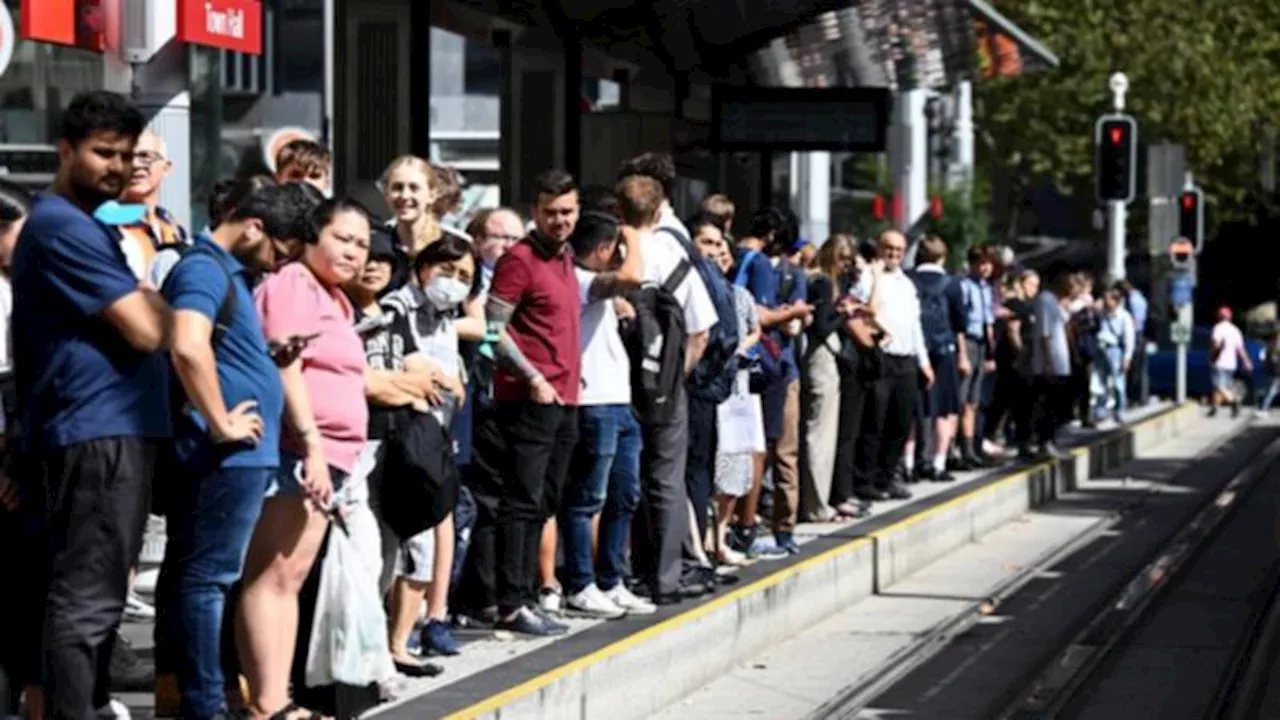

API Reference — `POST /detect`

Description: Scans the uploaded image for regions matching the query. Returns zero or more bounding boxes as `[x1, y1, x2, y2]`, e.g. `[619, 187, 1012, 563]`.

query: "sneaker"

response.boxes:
[123, 591, 155, 621]
[109, 634, 153, 692]
[745, 537, 789, 561]
[1256, 409, 1270, 420]
[420, 619, 462, 656]
[531, 606, 570, 634]
[774, 532, 801, 556]
[495, 607, 568, 637]
[94, 698, 131, 720]
[603, 584, 657, 615]
[565, 584, 626, 619]
[538, 587, 563, 616]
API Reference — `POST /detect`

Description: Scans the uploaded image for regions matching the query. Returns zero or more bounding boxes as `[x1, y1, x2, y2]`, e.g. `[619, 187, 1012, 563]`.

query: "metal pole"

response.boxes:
[1107, 200, 1126, 281]
[1107, 73, 1129, 282]
[1175, 302, 1192, 404]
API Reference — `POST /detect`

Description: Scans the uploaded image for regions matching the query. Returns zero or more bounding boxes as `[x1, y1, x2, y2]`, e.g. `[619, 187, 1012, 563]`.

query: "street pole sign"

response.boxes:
[1168, 231, 1196, 404]
[1096, 73, 1137, 282]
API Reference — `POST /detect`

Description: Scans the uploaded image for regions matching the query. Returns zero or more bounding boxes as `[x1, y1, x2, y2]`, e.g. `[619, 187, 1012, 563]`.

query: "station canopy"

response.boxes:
[497, 0, 1059, 89]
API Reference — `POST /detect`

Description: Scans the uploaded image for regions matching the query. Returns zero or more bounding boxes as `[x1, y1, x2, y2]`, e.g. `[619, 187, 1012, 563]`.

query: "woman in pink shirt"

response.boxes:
[240, 197, 372, 720]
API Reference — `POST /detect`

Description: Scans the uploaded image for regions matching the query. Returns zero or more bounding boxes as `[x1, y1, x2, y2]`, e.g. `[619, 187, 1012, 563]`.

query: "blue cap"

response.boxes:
[792, 236, 810, 253]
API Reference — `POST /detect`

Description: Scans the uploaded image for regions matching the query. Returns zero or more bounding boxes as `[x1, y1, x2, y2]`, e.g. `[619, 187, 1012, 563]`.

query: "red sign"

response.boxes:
[1109, 127, 1124, 145]
[20, 0, 111, 51]
[177, 0, 262, 55]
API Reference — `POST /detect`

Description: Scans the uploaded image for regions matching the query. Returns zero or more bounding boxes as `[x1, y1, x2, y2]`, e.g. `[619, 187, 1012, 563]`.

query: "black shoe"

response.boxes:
[680, 567, 715, 597]
[1232, 402, 1241, 418]
[394, 658, 444, 677]
[947, 456, 975, 472]
[854, 487, 888, 502]
[652, 592, 684, 606]
[932, 469, 957, 482]
[452, 606, 499, 631]
[109, 633, 153, 692]
[912, 465, 935, 482]
[963, 452, 991, 468]
[495, 607, 568, 637]
[878, 483, 912, 500]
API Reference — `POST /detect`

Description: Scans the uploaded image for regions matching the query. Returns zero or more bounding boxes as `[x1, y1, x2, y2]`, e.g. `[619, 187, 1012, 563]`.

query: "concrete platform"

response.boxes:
[362, 401, 1206, 720]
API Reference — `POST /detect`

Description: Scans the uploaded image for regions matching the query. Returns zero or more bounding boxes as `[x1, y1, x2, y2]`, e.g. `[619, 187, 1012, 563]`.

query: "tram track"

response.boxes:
[999, 436, 1280, 720]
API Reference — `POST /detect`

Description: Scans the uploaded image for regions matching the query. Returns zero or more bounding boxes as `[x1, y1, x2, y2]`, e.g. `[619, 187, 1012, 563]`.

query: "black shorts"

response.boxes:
[923, 351, 962, 418]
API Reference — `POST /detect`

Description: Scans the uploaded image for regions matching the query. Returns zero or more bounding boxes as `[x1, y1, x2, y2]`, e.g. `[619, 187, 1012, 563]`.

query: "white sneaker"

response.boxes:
[603, 584, 657, 616]
[123, 591, 155, 621]
[566, 584, 626, 619]
[538, 586, 564, 616]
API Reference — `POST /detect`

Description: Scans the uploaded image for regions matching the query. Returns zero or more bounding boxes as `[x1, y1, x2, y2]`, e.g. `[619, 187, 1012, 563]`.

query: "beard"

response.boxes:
[68, 168, 124, 210]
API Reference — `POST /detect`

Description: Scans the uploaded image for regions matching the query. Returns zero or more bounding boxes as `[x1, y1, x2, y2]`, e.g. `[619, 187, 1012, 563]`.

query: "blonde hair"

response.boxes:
[814, 233, 856, 282]
[380, 155, 441, 257]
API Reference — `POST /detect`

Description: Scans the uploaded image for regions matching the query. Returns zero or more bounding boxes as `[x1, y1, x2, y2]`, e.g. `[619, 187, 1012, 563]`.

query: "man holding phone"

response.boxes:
[153, 181, 303, 720]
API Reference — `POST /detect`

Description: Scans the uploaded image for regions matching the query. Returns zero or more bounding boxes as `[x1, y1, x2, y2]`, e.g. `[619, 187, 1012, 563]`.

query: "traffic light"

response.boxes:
[1178, 187, 1205, 252]
[1095, 115, 1138, 203]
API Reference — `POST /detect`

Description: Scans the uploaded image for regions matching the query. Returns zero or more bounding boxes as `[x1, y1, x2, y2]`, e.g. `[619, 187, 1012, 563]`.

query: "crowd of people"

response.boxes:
[0, 90, 1160, 720]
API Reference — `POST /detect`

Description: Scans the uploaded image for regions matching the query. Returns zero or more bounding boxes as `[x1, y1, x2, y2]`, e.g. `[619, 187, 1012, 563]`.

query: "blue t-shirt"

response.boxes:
[12, 193, 170, 450]
[738, 250, 807, 383]
[163, 234, 284, 470]
[775, 259, 807, 382]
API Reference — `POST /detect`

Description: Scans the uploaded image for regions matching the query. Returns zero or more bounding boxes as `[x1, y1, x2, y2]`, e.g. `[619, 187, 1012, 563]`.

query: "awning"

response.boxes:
[967, 0, 1059, 75]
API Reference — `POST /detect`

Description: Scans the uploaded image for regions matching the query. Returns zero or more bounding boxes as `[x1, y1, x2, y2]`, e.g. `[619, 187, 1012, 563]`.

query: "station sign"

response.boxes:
[177, 0, 262, 55]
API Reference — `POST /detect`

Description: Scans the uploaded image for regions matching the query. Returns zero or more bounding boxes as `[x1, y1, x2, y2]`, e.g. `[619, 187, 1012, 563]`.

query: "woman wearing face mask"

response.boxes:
[243, 198, 372, 720]
[379, 236, 475, 660]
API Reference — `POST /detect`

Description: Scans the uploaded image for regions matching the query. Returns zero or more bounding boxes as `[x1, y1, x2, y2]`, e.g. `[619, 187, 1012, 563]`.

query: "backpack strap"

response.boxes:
[663, 259, 692, 295]
[160, 243, 239, 345]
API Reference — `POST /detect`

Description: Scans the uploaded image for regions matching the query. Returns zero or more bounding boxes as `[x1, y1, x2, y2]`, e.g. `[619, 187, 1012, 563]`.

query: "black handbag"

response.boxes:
[373, 408, 460, 541]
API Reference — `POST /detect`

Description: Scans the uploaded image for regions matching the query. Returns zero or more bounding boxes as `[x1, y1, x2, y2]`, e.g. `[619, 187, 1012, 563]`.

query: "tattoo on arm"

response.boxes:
[485, 296, 542, 382]
[588, 272, 626, 303]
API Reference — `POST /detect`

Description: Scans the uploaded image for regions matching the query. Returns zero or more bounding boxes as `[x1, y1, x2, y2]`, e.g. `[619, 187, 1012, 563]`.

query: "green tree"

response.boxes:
[978, 0, 1280, 229]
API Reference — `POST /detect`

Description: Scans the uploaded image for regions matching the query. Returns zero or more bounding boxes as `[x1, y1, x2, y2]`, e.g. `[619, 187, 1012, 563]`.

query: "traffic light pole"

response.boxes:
[1107, 73, 1130, 281]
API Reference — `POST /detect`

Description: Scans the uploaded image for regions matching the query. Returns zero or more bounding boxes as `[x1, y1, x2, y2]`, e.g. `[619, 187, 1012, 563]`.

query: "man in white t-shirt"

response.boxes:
[1210, 306, 1252, 417]
[560, 210, 657, 618]
[616, 173, 719, 603]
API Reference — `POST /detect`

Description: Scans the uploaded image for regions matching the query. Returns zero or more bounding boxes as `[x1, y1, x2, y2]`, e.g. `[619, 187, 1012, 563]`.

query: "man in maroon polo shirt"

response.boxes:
[485, 169, 582, 635]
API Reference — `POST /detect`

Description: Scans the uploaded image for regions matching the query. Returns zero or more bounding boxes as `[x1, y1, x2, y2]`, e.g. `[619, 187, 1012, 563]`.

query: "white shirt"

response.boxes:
[642, 227, 718, 335]
[871, 268, 929, 368]
[575, 267, 632, 406]
[1097, 307, 1136, 364]
[1212, 321, 1246, 371]
[0, 276, 11, 374]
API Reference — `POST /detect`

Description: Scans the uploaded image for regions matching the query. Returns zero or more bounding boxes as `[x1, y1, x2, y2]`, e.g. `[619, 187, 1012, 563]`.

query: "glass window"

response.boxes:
[463, 40, 500, 97]
[0, 0, 104, 147]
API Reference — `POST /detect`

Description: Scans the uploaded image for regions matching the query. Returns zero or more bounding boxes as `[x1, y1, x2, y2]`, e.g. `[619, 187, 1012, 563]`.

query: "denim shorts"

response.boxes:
[1212, 369, 1237, 392]
[265, 453, 349, 502]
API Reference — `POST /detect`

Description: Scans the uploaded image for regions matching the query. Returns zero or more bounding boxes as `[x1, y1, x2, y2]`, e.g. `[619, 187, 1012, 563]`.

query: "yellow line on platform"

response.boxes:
[441, 404, 1186, 719]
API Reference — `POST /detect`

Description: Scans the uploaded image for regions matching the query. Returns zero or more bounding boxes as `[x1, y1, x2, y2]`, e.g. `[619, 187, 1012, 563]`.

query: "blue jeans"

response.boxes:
[1093, 346, 1127, 418]
[156, 466, 273, 720]
[562, 405, 642, 594]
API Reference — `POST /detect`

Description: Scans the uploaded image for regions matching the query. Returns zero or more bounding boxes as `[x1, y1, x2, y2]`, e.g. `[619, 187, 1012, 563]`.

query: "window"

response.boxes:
[463, 40, 500, 96]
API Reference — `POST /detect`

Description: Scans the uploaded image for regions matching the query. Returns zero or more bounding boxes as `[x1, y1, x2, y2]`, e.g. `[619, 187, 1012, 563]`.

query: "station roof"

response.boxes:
[533, 0, 1059, 88]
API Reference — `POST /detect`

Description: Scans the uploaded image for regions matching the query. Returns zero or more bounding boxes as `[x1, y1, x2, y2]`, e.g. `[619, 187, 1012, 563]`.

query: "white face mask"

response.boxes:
[423, 275, 470, 310]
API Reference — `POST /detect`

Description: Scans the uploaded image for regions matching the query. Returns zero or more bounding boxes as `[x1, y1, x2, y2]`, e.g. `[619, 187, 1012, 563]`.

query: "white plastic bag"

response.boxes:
[305, 523, 397, 688]
[716, 372, 766, 456]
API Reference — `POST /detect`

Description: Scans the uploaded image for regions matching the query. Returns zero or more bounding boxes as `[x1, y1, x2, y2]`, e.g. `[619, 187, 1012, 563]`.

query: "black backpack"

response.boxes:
[912, 272, 956, 355]
[655, 227, 741, 404]
[621, 260, 691, 425]
[153, 243, 239, 514]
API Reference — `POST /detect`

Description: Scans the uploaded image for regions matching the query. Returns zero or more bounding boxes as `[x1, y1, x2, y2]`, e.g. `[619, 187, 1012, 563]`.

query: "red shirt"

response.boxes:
[489, 236, 582, 405]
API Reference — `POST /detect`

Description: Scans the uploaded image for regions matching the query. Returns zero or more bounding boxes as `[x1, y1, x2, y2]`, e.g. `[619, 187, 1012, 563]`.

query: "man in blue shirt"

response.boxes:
[958, 246, 996, 467]
[731, 207, 812, 557]
[153, 182, 300, 720]
[11, 91, 171, 720]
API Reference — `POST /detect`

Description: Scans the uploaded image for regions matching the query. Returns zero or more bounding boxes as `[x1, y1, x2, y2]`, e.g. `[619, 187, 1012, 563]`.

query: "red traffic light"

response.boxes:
[871, 195, 885, 221]
[1108, 127, 1125, 145]
[930, 195, 943, 219]
[1181, 193, 1195, 210]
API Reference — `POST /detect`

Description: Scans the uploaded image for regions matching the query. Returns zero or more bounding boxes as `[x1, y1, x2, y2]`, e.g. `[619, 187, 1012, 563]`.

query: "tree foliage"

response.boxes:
[977, 0, 1280, 218]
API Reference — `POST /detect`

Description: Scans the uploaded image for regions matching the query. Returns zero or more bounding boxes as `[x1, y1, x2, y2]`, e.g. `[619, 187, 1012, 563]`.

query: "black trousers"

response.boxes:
[493, 402, 577, 616]
[1032, 376, 1072, 446]
[30, 437, 156, 720]
[685, 394, 716, 543]
[831, 369, 870, 504]
[857, 355, 919, 488]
